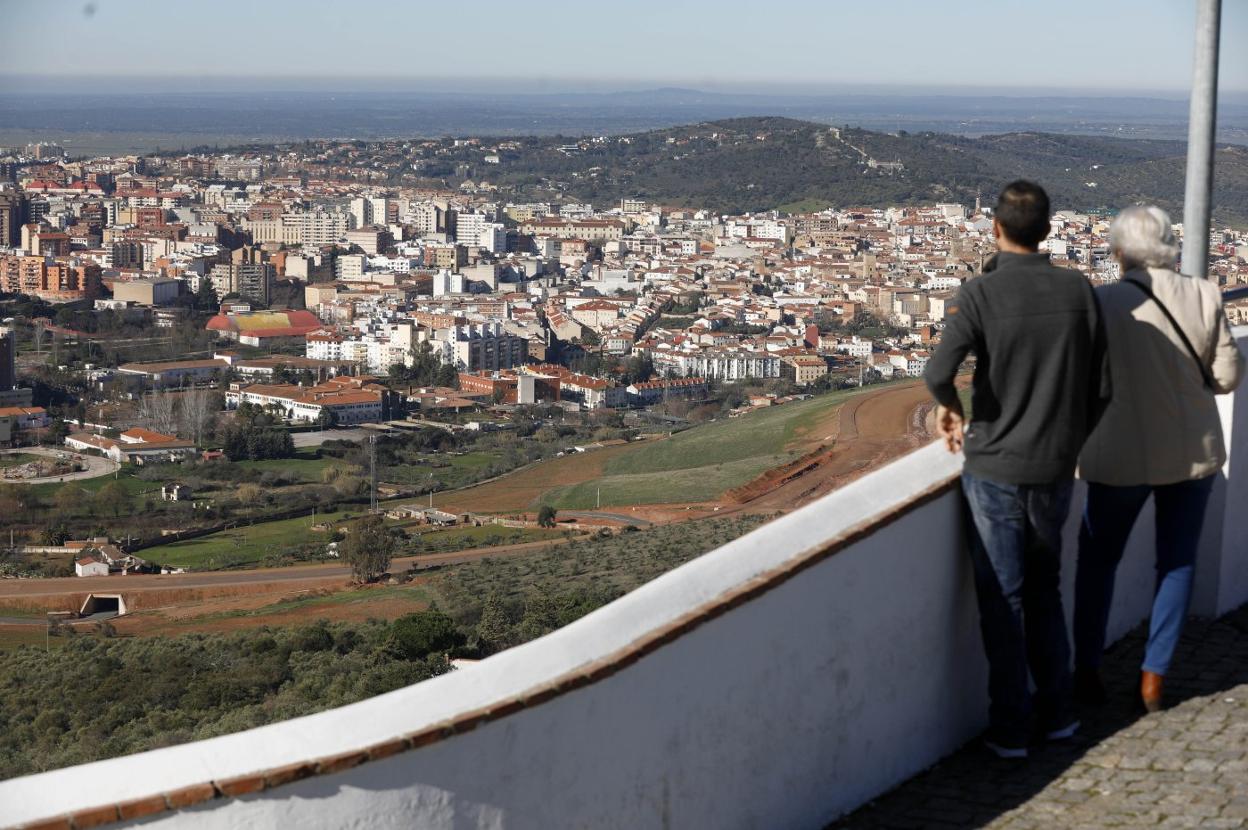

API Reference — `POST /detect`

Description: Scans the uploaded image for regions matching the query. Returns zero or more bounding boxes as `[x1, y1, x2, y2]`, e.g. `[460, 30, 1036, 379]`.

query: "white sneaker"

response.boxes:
[1045, 720, 1081, 741]
[984, 738, 1029, 759]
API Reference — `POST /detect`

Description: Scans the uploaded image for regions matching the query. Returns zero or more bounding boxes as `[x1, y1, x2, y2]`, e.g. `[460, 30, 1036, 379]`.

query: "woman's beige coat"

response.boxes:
[1079, 267, 1245, 486]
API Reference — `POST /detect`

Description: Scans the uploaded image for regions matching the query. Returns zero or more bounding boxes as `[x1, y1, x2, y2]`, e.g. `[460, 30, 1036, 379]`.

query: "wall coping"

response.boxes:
[1, 440, 959, 829]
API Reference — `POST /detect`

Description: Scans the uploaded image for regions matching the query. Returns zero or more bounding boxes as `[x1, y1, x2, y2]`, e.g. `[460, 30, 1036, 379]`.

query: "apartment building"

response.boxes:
[0, 255, 101, 301]
[650, 348, 781, 380]
[428, 323, 528, 372]
[782, 355, 830, 385]
[520, 218, 629, 242]
[209, 262, 275, 306]
[625, 377, 710, 406]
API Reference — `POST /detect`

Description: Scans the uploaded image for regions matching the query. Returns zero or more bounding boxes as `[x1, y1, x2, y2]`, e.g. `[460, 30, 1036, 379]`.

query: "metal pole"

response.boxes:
[1181, 0, 1221, 279]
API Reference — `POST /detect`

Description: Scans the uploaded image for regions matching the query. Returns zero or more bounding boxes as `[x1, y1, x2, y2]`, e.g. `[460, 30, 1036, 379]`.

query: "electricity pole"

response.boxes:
[368, 435, 378, 512]
[1181, 0, 1221, 279]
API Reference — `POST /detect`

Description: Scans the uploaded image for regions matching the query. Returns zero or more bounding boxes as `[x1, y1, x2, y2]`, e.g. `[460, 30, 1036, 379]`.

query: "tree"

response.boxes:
[236, 483, 264, 505]
[178, 387, 217, 445]
[45, 419, 69, 446]
[537, 505, 557, 528]
[140, 390, 178, 437]
[40, 522, 70, 546]
[388, 610, 465, 661]
[193, 279, 219, 312]
[0, 485, 22, 518]
[219, 408, 294, 461]
[342, 514, 395, 583]
[475, 591, 515, 654]
[93, 480, 130, 518]
[53, 485, 80, 516]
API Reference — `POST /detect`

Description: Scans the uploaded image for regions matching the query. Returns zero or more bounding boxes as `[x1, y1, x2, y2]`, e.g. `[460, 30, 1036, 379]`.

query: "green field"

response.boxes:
[384, 451, 496, 487]
[409, 524, 566, 553]
[545, 457, 780, 509]
[234, 449, 335, 481]
[0, 453, 40, 470]
[27, 467, 152, 504]
[540, 385, 882, 508]
[0, 628, 70, 651]
[141, 510, 356, 570]
[0, 606, 48, 620]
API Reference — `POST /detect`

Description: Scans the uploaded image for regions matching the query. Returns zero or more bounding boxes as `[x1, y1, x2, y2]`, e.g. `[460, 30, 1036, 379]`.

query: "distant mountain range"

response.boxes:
[453, 117, 1248, 226]
[2, 86, 1247, 158]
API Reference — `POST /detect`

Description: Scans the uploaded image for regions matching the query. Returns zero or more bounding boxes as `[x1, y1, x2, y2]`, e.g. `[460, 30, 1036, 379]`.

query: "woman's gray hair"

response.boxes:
[1109, 204, 1180, 269]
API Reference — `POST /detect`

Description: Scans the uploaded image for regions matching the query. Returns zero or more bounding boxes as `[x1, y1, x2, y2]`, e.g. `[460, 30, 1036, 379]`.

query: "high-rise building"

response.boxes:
[406, 201, 446, 237]
[0, 191, 24, 249]
[210, 262, 275, 306]
[0, 327, 15, 391]
[299, 209, 350, 246]
[349, 196, 389, 230]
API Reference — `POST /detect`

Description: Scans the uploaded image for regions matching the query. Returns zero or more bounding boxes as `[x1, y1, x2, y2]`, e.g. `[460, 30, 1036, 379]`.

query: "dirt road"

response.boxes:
[0, 536, 575, 611]
[726, 381, 934, 514]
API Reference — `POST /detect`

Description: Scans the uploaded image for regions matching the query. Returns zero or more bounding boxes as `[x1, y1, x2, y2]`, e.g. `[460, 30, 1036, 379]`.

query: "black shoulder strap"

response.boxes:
[1122, 278, 1214, 390]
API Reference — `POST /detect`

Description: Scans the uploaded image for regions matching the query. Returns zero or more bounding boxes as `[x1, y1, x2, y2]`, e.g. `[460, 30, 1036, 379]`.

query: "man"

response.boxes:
[924, 180, 1102, 759]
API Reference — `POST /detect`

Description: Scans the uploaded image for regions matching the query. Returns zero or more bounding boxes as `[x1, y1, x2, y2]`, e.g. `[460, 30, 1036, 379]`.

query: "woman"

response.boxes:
[1074, 204, 1244, 712]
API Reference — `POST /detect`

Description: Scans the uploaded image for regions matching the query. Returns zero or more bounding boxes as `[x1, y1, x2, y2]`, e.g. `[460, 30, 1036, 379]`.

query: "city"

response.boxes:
[1, 1, 1247, 829]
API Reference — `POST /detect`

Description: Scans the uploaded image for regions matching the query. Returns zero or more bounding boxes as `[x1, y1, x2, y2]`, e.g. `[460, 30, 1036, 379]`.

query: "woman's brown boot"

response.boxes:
[1141, 671, 1164, 713]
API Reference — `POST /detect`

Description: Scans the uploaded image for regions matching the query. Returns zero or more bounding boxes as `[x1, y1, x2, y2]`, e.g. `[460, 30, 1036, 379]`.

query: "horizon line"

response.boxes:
[4, 75, 1247, 98]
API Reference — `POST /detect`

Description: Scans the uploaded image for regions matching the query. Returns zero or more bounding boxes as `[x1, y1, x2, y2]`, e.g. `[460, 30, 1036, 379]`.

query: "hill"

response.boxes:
[480, 117, 1248, 225]
[434, 380, 931, 514]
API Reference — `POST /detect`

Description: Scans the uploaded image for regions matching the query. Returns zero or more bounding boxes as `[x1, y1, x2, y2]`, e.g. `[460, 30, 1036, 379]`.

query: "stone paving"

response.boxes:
[830, 604, 1248, 829]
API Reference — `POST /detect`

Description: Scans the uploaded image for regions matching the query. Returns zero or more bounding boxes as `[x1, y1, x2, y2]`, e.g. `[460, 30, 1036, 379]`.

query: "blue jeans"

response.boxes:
[1074, 475, 1215, 676]
[961, 471, 1075, 744]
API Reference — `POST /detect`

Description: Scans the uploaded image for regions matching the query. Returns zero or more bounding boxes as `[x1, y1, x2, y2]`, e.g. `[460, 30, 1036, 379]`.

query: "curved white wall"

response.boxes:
[2, 329, 1244, 830]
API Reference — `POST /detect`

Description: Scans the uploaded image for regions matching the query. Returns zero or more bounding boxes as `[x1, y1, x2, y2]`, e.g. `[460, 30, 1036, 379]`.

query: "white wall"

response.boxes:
[2, 329, 1244, 830]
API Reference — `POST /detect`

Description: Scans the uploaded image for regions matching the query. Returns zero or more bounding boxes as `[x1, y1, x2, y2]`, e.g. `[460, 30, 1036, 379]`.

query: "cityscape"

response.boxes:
[1, 1, 1248, 829]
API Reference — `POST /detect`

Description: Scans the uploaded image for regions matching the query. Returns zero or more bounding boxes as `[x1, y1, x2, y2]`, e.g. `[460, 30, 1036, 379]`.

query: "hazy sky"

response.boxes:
[3, 0, 1246, 94]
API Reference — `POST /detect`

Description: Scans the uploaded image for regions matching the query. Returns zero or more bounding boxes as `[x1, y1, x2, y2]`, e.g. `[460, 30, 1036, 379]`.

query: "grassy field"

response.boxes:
[0, 606, 48, 620]
[384, 451, 496, 487]
[409, 524, 567, 553]
[155, 584, 444, 629]
[26, 466, 151, 503]
[0, 453, 40, 470]
[0, 627, 70, 651]
[544, 457, 780, 509]
[778, 197, 833, 214]
[540, 385, 884, 509]
[141, 510, 356, 570]
[234, 449, 335, 481]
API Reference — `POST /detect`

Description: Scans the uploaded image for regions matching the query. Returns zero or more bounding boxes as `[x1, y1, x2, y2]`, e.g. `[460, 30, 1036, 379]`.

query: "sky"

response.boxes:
[2, 0, 1246, 95]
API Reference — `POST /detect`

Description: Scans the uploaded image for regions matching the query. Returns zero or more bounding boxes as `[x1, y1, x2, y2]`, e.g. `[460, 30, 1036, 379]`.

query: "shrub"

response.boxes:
[388, 610, 465, 661]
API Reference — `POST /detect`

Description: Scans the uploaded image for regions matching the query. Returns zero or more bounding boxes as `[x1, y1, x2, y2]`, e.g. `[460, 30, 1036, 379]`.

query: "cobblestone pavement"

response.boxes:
[830, 604, 1248, 829]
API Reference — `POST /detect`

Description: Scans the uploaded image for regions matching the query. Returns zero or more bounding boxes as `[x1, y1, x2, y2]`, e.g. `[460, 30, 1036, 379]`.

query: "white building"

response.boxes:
[833, 336, 873, 359]
[433, 271, 466, 296]
[432, 323, 528, 372]
[349, 196, 390, 229]
[225, 378, 385, 425]
[650, 348, 781, 380]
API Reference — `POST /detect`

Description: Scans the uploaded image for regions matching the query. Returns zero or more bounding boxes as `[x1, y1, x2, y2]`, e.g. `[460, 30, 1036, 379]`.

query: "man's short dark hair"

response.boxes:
[994, 180, 1051, 249]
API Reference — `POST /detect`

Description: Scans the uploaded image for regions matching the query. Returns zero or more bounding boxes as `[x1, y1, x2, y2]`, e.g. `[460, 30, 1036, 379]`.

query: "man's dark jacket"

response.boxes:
[924, 251, 1103, 484]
